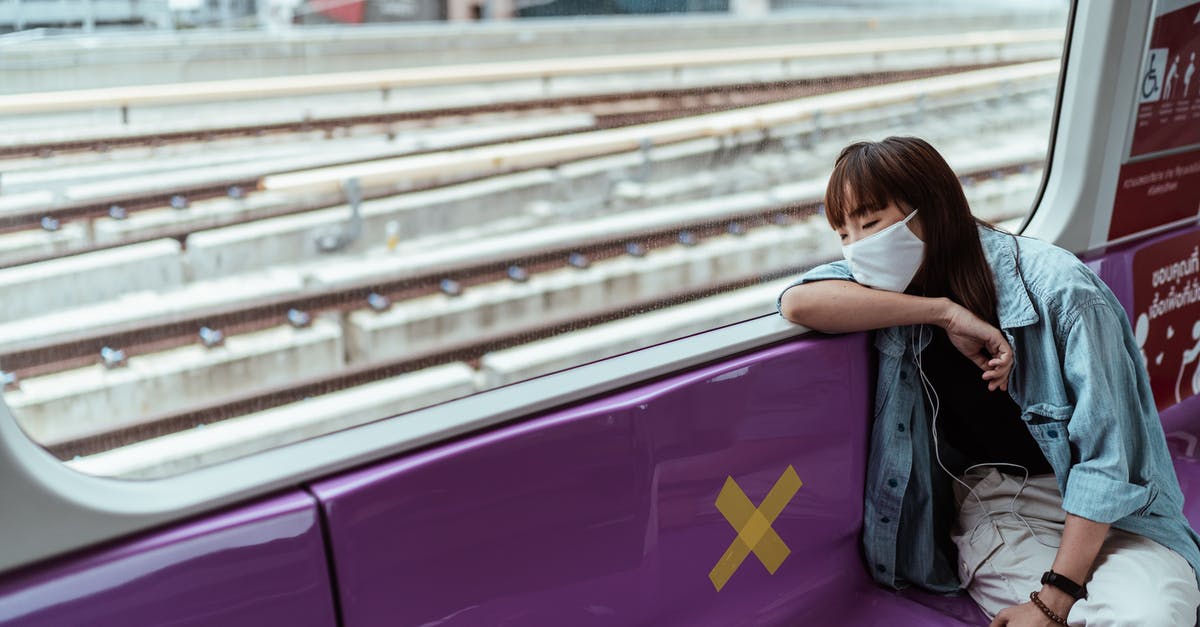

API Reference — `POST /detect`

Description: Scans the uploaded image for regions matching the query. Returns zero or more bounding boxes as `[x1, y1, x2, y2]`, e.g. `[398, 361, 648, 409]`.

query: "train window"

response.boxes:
[0, 1, 1070, 478]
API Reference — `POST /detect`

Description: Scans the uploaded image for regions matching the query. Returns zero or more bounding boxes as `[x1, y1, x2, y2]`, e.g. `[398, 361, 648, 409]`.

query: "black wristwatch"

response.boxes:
[1041, 570, 1088, 600]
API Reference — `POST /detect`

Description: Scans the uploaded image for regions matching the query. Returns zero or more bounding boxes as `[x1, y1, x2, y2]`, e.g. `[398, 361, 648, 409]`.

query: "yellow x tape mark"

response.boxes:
[709, 465, 802, 592]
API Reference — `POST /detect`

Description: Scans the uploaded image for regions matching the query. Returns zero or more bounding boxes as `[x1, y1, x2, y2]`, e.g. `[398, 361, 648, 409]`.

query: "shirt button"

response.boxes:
[900, 371, 908, 380]
[897, 423, 906, 432]
[881, 516, 890, 523]
[1047, 429, 1059, 438]
[876, 564, 887, 573]
[888, 478, 898, 488]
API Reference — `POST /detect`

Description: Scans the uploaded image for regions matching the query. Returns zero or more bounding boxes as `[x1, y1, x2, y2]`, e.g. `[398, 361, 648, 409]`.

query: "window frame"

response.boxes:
[0, 0, 1106, 577]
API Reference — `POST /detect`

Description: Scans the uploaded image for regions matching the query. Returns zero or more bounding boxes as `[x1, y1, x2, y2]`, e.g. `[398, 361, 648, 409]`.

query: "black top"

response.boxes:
[918, 327, 1053, 476]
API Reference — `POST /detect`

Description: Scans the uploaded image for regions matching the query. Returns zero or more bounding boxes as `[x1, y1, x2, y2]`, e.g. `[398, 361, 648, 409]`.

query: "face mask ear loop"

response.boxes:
[911, 322, 1059, 550]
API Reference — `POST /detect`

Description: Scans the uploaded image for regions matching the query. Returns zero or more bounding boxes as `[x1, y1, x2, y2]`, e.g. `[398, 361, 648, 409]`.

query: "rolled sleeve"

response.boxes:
[1063, 466, 1153, 524]
[1059, 303, 1157, 524]
[776, 260, 856, 315]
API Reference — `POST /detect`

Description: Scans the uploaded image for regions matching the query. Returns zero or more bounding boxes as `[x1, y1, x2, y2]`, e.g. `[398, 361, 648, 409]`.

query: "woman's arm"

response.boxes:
[993, 303, 1157, 626]
[991, 514, 1109, 626]
[1045, 515, 1110, 612]
[780, 280, 1013, 390]
[779, 280, 956, 333]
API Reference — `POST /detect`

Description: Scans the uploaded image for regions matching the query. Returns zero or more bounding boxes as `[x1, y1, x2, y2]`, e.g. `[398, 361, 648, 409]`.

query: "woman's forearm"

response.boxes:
[1038, 513, 1110, 616]
[779, 280, 955, 333]
[1052, 513, 1109, 582]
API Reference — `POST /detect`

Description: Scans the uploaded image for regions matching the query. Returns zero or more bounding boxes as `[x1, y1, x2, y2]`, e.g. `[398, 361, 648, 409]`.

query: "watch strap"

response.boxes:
[1041, 570, 1087, 600]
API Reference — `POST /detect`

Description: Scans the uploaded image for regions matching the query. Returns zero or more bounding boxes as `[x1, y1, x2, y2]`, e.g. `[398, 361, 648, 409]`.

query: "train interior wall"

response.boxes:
[7, 1, 1200, 624]
[6, 222, 1200, 625]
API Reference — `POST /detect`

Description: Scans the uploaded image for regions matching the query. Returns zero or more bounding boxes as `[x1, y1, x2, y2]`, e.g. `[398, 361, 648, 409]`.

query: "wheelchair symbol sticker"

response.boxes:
[1141, 48, 1169, 103]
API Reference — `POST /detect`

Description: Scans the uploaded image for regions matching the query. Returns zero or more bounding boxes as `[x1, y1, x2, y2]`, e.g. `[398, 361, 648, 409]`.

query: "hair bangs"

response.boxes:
[824, 142, 897, 230]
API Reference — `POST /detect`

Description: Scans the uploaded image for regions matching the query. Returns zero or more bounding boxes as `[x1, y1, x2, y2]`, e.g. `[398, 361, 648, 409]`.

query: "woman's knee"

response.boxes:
[1072, 582, 1199, 626]
[1084, 603, 1194, 627]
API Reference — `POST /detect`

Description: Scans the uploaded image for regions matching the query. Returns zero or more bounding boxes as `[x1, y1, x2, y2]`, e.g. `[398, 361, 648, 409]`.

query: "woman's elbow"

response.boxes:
[779, 287, 815, 327]
[780, 284, 848, 333]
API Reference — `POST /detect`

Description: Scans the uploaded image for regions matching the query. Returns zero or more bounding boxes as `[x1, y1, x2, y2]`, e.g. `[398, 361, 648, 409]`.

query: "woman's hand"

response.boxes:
[941, 301, 1013, 392]
[989, 601, 1062, 627]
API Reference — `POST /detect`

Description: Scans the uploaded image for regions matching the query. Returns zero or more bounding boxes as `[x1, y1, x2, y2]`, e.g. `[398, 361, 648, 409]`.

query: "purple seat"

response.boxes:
[843, 581, 987, 625]
[0, 492, 337, 627]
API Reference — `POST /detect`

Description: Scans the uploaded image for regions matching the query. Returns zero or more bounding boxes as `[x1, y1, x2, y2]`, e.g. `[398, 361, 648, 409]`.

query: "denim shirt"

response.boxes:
[778, 226, 1200, 593]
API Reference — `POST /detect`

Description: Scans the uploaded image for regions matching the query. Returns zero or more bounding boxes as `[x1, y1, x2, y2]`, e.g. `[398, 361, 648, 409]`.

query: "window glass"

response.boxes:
[0, 0, 1069, 478]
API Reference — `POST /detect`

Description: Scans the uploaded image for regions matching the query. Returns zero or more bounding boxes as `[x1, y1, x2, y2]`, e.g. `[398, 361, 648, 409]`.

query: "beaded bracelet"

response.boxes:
[1030, 591, 1070, 626]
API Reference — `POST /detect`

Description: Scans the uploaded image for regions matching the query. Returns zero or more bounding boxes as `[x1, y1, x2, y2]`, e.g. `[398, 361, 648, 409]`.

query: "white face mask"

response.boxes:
[841, 209, 925, 292]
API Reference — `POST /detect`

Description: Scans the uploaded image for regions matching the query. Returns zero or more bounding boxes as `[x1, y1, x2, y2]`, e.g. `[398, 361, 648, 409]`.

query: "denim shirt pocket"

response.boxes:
[1020, 402, 1073, 471]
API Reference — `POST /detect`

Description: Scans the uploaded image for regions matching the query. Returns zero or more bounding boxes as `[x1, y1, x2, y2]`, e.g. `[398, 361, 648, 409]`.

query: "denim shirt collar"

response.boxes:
[981, 227, 1040, 330]
[874, 226, 1039, 358]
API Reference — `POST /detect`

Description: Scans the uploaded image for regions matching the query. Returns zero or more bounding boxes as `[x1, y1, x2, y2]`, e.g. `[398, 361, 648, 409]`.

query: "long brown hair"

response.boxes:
[823, 136, 999, 326]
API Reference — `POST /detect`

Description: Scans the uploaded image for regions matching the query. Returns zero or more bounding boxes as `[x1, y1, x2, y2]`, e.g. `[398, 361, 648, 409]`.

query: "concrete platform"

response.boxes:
[4, 114, 595, 194]
[344, 219, 832, 364]
[478, 281, 786, 387]
[58, 281, 785, 478]
[183, 169, 556, 278]
[0, 268, 305, 356]
[6, 318, 344, 446]
[0, 239, 184, 323]
[1, 138, 322, 195]
[64, 362, 476, 479]
[0, 114, 595, 242]
[0, 223, 89, 268]
[307, 179, 827, 290]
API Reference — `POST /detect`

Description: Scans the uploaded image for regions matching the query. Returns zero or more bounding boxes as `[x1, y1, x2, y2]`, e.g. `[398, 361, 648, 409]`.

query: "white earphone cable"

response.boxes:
[910, 323, 1059, 549]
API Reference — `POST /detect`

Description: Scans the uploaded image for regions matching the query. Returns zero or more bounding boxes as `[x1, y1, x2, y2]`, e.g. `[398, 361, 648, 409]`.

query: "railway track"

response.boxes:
[0, 67, 994, 162]
[19, 156, 1040, 460]
[0, 155, 1040, 379]
[0, 59, 1057, 279]
[45, 274, 771, 460]
[0, 65, 1007, 238]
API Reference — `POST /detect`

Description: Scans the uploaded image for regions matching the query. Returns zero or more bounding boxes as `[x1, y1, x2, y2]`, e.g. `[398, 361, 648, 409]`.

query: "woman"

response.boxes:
[778, 137, 1200, 626]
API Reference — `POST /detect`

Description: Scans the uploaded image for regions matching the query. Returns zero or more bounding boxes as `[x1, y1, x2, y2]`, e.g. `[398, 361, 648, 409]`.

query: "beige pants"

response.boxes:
[952, 468, 1200, 626]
